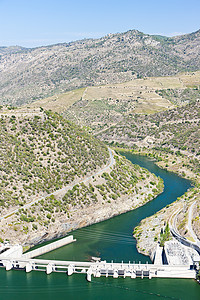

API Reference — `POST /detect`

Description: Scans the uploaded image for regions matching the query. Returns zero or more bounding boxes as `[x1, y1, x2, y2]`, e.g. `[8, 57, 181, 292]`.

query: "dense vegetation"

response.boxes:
[0, 110, 109, 211]
[160, 223, 171, 247]
[11, 154, 162, 235]
[0, 108, 164, 244]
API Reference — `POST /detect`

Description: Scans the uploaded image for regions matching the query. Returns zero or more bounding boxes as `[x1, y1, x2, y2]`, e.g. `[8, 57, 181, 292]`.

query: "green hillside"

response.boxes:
[0, 109, 109, 210]
[0, 108, 163, 245]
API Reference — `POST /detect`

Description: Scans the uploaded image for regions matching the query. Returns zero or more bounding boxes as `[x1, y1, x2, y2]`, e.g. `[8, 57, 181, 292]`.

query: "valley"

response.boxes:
[0, 30, 199, 294]
[1, 0, 200, 296]
[0, 68, 200, 256]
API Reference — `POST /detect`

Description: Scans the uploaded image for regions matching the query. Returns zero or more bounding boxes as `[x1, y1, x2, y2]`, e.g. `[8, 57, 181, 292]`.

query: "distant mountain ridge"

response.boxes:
[0, 46, 28, 55]
[0, 29, 200, 106]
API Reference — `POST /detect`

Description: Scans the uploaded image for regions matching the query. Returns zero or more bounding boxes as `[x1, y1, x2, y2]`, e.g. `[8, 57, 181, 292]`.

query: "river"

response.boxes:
[0, 152, 199, 299]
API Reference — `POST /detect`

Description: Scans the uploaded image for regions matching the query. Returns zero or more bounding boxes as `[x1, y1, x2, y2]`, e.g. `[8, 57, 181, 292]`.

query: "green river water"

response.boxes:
[0, 152, 199, 299]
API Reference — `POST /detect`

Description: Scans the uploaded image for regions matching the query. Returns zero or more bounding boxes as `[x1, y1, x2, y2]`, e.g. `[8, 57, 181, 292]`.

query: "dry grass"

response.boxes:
[179, 71, 200, 87]
[23, 88, 85, 113]
[24, 71, 200, 117]
[81, 71, 200, 113]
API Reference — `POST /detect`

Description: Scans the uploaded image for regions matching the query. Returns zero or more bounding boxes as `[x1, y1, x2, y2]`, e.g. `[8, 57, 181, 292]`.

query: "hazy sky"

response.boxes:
[0, 0, 199, 47]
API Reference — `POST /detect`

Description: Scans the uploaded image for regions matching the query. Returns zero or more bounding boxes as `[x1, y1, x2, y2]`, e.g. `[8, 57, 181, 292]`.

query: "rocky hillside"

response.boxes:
[0, 108, 109, 212]
[0, 107, 163, 245]
[133, 186, 200, 257]
[0, 46, 27, 55]
[131, 145, 200, 258]
[63, 71, 200, 132]
[155, 86, 200, 105]
[97, 99, 200, 157]
[9, 154, 162, 246]
[0, 29, 200, 106]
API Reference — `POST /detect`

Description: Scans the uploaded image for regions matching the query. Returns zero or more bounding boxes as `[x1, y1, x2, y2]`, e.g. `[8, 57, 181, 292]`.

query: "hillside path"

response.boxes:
[0, 147, 114, 221]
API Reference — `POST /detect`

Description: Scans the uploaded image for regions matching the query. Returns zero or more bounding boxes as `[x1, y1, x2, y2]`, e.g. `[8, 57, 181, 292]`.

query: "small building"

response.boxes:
[163, 240, 200, 267]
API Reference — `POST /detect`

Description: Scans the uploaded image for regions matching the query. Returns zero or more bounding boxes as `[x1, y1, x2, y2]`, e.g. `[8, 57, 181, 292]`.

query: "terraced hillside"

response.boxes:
[63, 71, 200, 132]
[97, 100, 200, 156]
[21, 71, 200, 158]
[156, 86, 200, 105]
[0, 29, 200, 106]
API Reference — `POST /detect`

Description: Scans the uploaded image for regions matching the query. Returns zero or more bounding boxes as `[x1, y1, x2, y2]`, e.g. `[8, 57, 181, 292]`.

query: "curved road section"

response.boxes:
[0, 147, 114, 221]
[169, 203, 200, 255]
[187, 201, 200, 244]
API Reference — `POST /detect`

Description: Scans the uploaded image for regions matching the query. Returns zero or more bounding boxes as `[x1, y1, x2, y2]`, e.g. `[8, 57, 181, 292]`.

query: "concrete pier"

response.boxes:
[0, 244, 23, 259]
[22, 235, 76, 259]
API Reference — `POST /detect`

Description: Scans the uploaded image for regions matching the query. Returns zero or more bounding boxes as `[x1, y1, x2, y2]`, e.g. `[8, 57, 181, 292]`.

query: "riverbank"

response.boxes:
[118, 147, 200, 257]
[114, 146, 200, 184]
[1, 151, 199, 300]
[0, 152, 163, 249]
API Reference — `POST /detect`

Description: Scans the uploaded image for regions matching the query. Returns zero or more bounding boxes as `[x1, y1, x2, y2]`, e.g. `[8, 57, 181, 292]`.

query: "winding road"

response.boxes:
[169, 201, 200, 254]
[187, 201, 199, 243]
[0, 147, 114, 221]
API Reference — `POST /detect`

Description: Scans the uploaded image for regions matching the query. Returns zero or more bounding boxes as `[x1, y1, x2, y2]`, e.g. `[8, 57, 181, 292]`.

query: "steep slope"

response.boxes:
[0, 108, 109, 211]
[0, 29, 200, 106]
[0, 107, 163, 245]
[97, 99, 200, 157]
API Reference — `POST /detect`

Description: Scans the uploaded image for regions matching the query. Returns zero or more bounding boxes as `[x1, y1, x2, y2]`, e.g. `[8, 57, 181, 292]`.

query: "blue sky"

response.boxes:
[0, 0, 199, 47]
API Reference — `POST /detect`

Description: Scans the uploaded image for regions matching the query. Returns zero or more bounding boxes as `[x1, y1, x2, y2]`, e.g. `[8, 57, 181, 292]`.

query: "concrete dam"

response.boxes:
[0, 235, 199, 282]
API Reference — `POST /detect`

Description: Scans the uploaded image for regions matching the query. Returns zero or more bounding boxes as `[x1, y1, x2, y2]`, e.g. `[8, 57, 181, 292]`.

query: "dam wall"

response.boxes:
[22, 235, 76, 259]
[0, 245, 23, 259]
[0, 257, 196, 280]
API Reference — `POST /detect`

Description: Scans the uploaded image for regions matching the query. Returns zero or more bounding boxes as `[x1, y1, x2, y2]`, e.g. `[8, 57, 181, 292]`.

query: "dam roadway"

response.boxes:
[0, 256, 196, 281]
[0, 235, 197, 281]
